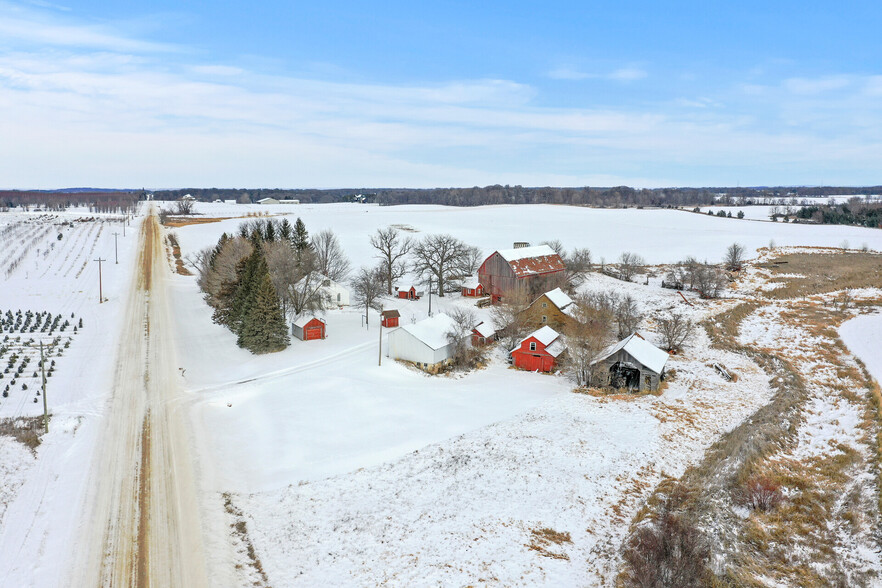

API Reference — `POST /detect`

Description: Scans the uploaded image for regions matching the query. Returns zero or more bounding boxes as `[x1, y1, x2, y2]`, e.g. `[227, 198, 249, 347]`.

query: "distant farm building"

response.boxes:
[292, 316, 326, 341]
[256, 197, 280, 205]
[279, 199, 300, 204]
[387, 313, 457, 373]
[471, 321, 496, 346]
[478, 245, 566, 301]
[397, 285, 422, 300]
[461, 276, 484, 297]
[522, 287, 576, 330]
[178, 194, 196, 202]
[592, 332, 669, 392]
[381, 309, 400, 328]
[510, 325, 565, 372]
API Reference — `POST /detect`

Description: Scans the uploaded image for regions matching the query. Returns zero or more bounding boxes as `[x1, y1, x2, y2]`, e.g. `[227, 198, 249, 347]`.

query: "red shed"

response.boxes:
[461, 276, 484, 297]
[471, 321, 496, 346]
[292, 316, 326, 341]
[381, 309, 400, 328]
[397, 285, 421, 300]
[478, 245, 565, 302]
[510, 325, 565, 372]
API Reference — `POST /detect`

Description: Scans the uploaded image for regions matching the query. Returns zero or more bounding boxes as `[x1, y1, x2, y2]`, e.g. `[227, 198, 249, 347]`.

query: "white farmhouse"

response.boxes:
[387, 313, 457, 373]
[295, 273, 350, 308]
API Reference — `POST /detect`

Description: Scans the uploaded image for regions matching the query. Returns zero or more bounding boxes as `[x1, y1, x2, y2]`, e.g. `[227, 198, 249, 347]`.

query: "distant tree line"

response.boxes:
[795, 199, 882, 228]
[0, 191, 138, 213]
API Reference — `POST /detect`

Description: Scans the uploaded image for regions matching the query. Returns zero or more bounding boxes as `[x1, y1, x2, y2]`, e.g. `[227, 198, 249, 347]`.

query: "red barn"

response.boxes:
[510, 325, 565, 372]
[478, 245, 566, 302]
[381, 309, 400, 328]
[461, 276, 484, 297]
[292, 316, 326, 341]
[397, 285, 421, 300]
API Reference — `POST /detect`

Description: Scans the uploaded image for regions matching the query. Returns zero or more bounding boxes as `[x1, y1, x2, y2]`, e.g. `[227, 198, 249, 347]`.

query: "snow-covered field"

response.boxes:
[0, 206, 142, 586]
[1, 201, 881, 586]
[840, 314, 882, 385]
[174, 202, 882, 270]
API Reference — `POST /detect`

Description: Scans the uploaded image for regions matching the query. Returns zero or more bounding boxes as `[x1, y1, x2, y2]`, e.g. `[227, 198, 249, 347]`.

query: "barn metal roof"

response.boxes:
[496, 245, 566, 278]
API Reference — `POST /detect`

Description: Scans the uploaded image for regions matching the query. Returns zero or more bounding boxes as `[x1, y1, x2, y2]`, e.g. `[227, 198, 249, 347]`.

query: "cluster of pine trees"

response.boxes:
[199, 218, 313, 354]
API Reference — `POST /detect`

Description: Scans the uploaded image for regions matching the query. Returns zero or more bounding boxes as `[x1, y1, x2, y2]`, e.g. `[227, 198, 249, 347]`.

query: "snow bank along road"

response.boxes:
[72, 209, 208, 586]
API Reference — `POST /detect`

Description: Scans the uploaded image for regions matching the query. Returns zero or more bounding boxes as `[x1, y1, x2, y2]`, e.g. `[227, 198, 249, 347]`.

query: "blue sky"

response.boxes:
[1, 0, 880, 189]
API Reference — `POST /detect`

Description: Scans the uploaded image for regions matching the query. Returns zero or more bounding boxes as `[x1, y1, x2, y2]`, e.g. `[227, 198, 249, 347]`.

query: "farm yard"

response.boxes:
[0, 199, 881, 586]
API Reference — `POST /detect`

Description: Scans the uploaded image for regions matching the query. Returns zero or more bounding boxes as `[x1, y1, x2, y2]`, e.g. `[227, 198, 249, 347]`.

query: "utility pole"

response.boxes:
[428, 276, 433, 316]
[122, 216, 126, 237]
[94, 258, 105, 303]
[112, 231, 119, 264]
[40, 341, 48, 433]
[378, 321, 383, 366]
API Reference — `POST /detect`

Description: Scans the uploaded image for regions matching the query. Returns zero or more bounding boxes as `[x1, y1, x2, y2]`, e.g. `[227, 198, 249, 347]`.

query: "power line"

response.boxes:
[94, 258, 106, 303]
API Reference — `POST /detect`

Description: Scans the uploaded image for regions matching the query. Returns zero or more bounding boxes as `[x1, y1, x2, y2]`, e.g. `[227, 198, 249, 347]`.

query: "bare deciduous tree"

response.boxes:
[489, 289, 532, 350]
[724, 242, 746, 271]
[445, 307, 483, 369]
[562, 298, 614, 387]
[370, 227, 413, 295]
[311, 229, 351, 282]
[351, 266, 384, 326]
[618, 252, 645, 282]
[264, 240, 323, 318]
[656, 312, 695, 353]
[174, 199, 195, 215]
[411, 234, 473, 296]
[614, 294, 643, 339]
[695, 263, 726, 299]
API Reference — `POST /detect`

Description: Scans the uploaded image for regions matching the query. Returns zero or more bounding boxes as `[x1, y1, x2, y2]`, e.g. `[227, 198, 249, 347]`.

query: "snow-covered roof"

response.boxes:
[493, 245, 566, 278]
[511, 325, 561, 353]
[293, 315, 324, 328]
[498, 244, 556, 262]
[400, 313, 457, 350]
[545, 338, 567, 357]
[594, 333, 669, 374]
[473, 321, 495, 338]
[462, 276, 481, 289]
[543, 287, 573, 310]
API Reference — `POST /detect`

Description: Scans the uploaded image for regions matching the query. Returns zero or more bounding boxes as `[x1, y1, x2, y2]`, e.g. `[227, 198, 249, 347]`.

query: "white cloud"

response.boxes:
[547, 65, 647, 82]
[783, 75, 851, 94]
[609, 67, 647, 81]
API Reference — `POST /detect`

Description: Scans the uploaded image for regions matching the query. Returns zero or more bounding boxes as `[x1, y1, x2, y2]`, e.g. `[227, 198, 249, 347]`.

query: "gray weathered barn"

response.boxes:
[592, 332, 669, 392]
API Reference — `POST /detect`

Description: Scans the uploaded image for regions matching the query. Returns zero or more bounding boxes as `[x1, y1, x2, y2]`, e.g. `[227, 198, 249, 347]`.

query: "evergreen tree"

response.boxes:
[279, 218, 292, 242]
[264, 219, 276, 242]
[229, 247, 262, 334]
[291, 217, 310, 252]
[238, 256, 289, 353]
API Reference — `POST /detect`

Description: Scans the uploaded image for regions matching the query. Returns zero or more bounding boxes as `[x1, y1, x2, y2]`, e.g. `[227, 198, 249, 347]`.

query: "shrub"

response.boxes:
[736, 475, 784, 512]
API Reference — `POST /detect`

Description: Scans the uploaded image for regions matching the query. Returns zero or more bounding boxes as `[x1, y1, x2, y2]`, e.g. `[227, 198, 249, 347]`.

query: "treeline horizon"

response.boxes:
[2, 185, 881, 210]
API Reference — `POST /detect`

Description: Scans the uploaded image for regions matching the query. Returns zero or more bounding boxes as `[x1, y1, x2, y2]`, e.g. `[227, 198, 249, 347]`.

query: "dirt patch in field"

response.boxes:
[162, 216, 231, 227]
[166, 233, 192, 276]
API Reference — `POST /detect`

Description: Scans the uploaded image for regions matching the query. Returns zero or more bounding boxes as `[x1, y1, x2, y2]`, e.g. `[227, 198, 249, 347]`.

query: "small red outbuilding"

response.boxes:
[292, 316, 326, 341]
[510, 325, 565, 372]
[381, 309, 400, 328]
[397, 285, 421, 300]
[461, 276, 484, 297]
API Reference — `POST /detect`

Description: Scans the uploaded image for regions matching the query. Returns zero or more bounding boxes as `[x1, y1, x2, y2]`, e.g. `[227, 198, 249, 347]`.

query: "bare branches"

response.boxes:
[656, 312, 695, 353]
[411, 234, 473, 297]
[311, 229, 351, 282]
[351, 266, 384, 325]
[724, 242, 746, 271]
[617, 252, 645, 282]
[370, 227, 412, 295]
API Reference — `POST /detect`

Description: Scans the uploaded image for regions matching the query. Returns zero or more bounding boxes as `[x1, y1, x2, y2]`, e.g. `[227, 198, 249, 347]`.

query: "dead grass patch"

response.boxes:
[166, 233, 192, 276]
[526, 527, 571, 560]
[0, 416, 45, 452]
[222, 492, 270, 587]
[162, 216, 232, 227]
[763, 251, 882, 299]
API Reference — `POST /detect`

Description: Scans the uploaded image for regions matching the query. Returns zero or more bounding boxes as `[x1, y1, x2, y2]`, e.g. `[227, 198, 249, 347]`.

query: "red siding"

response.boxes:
[511, 336, 557, 372]
[382, 316, 399, 328]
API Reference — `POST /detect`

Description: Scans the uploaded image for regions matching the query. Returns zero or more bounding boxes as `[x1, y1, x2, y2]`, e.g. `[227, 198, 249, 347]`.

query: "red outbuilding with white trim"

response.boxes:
[292, 316, 326, 341]
[510, 325, 565, 372]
